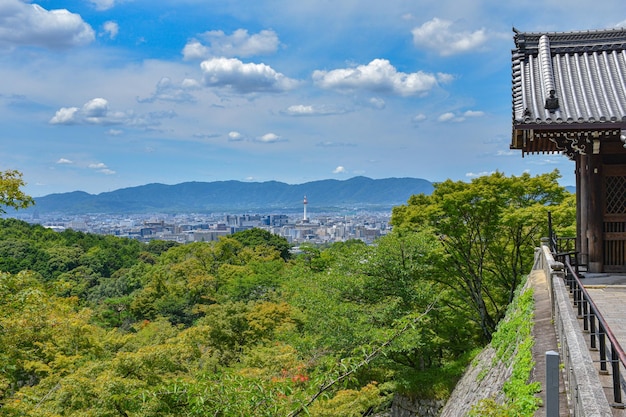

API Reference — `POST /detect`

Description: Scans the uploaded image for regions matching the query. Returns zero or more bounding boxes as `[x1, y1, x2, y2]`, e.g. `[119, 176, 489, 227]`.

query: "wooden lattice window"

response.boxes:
[605, 175, 626, 215]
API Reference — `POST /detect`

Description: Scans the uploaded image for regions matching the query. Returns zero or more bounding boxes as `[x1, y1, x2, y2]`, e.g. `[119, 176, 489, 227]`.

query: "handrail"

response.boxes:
[560, 253, 626, 405]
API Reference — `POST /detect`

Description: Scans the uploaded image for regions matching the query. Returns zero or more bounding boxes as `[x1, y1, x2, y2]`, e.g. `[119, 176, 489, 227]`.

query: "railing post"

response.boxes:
[582, 297, 589, 331]
[612, 347, 623, 404]
[546, 351, 560, 417]
[590, 311, 597, 349]
[548, 259, 564, 319]
[599, 327, 608, 374]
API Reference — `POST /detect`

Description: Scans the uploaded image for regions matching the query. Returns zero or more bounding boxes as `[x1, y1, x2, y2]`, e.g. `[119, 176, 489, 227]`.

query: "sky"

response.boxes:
[1, 0, 625, 197]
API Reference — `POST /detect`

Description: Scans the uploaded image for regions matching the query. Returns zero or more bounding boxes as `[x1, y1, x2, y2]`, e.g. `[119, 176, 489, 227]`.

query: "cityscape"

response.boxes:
[11, 197, 392, 247]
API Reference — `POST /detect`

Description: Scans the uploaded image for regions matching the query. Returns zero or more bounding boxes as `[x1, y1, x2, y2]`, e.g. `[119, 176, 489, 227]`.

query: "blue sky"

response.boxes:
[1, 0, 624, 197]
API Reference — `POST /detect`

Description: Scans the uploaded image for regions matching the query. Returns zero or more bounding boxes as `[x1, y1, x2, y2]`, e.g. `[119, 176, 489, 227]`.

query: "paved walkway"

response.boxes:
[584, 282, 626, 349]
[580, 274, 626, 415]
[530, 270, 571, 416]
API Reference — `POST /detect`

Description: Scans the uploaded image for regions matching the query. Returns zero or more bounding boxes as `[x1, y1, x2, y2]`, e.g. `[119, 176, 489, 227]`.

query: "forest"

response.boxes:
[0, 170, 575, 416]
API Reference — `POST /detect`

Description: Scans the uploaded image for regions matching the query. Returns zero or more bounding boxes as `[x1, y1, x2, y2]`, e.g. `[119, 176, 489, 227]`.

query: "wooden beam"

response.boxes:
[587, 153, 604, 272]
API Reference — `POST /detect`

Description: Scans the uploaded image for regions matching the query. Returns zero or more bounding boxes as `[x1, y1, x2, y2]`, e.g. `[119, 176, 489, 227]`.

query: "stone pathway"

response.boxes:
[530, 270, 571, 416]
[584, 280, 626, 349]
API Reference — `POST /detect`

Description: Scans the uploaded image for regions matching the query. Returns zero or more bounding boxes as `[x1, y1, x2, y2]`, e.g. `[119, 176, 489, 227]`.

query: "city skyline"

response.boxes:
[1, 0, 625, 197]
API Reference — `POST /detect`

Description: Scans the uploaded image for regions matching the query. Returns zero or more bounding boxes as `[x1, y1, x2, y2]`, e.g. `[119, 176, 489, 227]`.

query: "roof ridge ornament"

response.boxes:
[539, 35, 560, 113]
[545, 89, 560, 112]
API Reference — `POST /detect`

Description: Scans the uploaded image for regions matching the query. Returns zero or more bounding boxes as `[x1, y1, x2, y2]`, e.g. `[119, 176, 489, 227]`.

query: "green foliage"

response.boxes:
[0, 169, 34, 213]
[0, 177, 576, 416]
[0, 219, 145, 283]
[469, 282, 541, 417]
[394, 349, 481, 400]
[146, 239, 180, 256]
[391, 170, 571, 341]
[231, 227, 292, 260]
[308, 382, 388, 416]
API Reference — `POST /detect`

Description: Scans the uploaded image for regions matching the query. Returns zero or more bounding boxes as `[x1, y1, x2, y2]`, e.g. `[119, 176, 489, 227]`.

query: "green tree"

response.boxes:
[0, 239, 48, 275]
[231, 227, 292, 260]
[391, 170, 572, 341]
[0, 170, 33, 213]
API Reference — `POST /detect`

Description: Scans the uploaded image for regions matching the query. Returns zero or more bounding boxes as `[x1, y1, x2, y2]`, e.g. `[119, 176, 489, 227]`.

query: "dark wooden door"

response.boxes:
[603, 165, 626, 272]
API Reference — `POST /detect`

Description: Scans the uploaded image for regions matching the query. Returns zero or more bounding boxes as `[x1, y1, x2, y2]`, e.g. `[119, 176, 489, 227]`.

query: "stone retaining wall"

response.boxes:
[386, 243, 612, 417]
[437, 279, 528, 417]
[373, 395, 446, 417]
[438, 244, 613, 417]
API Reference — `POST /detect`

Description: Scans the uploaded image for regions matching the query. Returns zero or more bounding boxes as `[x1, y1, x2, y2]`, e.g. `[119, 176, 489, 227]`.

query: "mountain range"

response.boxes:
[27, 177, 434, 215]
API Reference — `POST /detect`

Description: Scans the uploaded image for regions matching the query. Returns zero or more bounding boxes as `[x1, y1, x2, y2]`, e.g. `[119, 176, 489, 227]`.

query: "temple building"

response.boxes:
[510, 28, 626, 273]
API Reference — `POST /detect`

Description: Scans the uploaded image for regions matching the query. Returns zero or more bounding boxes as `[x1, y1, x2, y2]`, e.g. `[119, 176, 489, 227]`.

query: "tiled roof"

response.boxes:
[512, 28, 626, 129]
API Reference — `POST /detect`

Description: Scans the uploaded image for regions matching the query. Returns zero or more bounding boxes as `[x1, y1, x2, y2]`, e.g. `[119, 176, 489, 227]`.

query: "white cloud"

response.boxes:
[438, 110, 484, 123]
[316, 141, 356, 148]
[285, 104, 315, 115]
[89, 0, 116, 11]
[412, 113, 427, 123]
[437, 73, 455, 84]
[50, 98, 166, 127]
[312, 59, 448, 97]
[181, 78, 201, 89]
[200, 57, 299, 93]
[333, 166, 346, 174]
[466, 171, 495, 178]
[56, 158, 73, 164]
[82, 98, 109, 118]
[107, 129, 123, 136]
[182, 41, 209, 61]
[528, 158, 564, 166]
[437, 112, 456, 122]
[496, 150, 515, 156]
[139, 77, 199, 103]
[412, 18, 488, 56]
[228, 131, 244, 141]
[102, 21, 119, 39]
[463, 110, 484, 117]
[367, 97, 386, 109]
[0, 0, 94, 49]
[283, 104, 347, 116]
[183, 29, 279, 60]
[88, 162, 116, 175]
[256, 133, 282, 143]
[50, 107, 80, 124]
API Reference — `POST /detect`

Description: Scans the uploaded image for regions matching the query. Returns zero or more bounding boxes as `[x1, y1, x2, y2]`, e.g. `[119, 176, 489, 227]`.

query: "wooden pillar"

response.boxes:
[587, 151, 604, 273]
[576, 155, 588, 266]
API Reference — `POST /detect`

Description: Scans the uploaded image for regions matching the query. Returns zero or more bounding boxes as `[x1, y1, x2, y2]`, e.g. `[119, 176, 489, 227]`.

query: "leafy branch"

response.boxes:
[287, 300, 438, 417]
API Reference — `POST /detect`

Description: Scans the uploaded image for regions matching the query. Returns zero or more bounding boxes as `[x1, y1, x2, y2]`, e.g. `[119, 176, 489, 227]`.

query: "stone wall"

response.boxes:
[437, 331, 515, 416]
[390, 395, 446, 417]
[373, 395, 446, 417]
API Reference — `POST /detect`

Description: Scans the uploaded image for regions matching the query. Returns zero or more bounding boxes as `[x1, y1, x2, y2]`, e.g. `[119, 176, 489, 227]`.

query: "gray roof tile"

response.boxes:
[512, 28, 626, 129]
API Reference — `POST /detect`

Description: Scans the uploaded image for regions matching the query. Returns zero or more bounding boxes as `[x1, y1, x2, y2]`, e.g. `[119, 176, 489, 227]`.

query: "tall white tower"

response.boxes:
[303, 195, 308, 221]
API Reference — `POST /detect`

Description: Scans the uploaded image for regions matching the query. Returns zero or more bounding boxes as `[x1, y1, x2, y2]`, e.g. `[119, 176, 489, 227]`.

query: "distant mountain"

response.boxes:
[28, 177, 434, 215]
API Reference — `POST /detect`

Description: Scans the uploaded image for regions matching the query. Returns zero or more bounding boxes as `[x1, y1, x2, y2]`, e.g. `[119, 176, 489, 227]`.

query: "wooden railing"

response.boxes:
[557, 251, 626, 407]
[536, 243, 614, 416]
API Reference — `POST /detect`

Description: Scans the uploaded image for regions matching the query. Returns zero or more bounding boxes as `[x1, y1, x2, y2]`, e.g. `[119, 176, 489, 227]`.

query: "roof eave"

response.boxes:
[513, 121, 626, 131]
